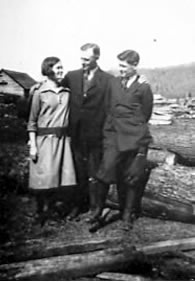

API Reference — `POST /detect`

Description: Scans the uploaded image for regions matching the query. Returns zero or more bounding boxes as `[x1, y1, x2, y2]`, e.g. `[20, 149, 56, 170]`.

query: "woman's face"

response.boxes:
[51, 61, 64, 83]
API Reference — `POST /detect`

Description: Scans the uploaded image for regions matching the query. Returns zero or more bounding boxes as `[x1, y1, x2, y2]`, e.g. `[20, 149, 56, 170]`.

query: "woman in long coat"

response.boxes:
[27, 57, 76, 225]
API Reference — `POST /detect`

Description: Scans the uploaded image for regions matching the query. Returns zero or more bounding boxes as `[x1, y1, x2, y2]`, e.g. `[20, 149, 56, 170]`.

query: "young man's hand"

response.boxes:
[125, 154, 147, 186]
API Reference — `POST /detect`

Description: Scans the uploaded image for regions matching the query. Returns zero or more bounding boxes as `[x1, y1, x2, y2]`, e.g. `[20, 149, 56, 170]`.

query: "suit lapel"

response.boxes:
[77, 69, 84, 94]
[74, 69, 84, 105]
[87, 68, 102, 93]
[126, 76, 140, 95]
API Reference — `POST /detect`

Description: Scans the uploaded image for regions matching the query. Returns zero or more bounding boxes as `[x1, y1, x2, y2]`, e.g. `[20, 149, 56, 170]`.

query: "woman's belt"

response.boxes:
[37, 127, 69, 138]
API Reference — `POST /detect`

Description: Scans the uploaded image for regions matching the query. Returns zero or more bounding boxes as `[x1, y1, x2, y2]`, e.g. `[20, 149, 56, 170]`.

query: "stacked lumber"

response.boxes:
[149, 111, 173, 125]
[150, 94, 173, 125]
[150, 94, 195, 121]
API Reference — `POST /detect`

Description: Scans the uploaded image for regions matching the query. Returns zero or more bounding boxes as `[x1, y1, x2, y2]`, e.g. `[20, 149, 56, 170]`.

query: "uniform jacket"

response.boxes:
[104, 76, 153, 152]
[61, 68, 113, 144]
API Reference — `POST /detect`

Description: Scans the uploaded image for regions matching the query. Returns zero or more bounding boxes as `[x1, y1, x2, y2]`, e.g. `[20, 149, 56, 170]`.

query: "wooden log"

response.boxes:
[137, 237, 195, 255]
[150, 119, 195, 166]
[106, 191, 195, 224]
[107, 165, 195, 225]
[142, 192, 195, 223]
[146, 164, 195, 204]
[147, 148, 177, 166]
[96, 272, 150, 281]
[0, 237, 121, 264]
[0, 246, 139, 280]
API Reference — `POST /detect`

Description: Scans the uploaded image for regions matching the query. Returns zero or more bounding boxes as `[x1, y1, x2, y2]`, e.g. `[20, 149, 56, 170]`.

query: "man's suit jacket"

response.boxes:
[104, 76, 153, 152]
[61, 68, 113, 145]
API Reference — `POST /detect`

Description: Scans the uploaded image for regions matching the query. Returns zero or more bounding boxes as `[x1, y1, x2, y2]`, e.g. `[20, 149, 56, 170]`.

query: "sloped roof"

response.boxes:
[0, 69, 36, 90]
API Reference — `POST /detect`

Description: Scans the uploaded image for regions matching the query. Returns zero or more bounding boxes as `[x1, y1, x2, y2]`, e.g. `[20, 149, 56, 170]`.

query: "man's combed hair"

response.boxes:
[41, 57, 60, 77]
[80, 43, 100, 58]
[117, 50, 140, 66]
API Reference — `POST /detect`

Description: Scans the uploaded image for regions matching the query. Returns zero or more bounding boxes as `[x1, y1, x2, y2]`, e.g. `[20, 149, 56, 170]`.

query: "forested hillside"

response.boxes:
[109, 63, 195, 98]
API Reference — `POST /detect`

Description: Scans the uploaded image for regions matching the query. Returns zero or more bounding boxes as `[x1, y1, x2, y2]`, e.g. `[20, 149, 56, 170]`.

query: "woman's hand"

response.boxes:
[30, 145, 38, 162]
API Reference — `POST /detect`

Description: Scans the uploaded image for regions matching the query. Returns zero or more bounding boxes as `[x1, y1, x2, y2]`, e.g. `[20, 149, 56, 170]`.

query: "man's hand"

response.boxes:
[30, 145, 38, 162]
[125, 154, 147, 186]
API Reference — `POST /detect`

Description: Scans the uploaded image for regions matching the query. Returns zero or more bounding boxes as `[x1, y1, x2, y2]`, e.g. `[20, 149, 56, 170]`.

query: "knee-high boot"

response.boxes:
[87, 181, 109, 223]
[133, 169, 151, 217]
[116, 183, 126, 216]
[88, 178, 99, 212]
[121, 184, 137, 230]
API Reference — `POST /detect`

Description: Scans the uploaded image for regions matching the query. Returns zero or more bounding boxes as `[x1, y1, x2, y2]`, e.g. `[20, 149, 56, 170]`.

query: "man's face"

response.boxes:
[118, 60, 137, 78]
[50, 61, 64, 84]
[80, 48, 98, 72]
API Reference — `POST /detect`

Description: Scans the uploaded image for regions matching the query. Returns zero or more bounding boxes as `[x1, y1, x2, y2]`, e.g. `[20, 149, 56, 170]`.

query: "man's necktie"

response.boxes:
[121, 77, 129, 89]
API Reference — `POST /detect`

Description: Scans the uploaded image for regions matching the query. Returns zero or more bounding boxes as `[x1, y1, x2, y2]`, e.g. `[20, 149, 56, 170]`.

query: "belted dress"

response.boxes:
[27, 81, 76, 189]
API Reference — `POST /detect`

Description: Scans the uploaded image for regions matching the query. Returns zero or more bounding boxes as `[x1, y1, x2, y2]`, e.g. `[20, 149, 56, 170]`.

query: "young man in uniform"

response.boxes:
[95, 50, 153, 230]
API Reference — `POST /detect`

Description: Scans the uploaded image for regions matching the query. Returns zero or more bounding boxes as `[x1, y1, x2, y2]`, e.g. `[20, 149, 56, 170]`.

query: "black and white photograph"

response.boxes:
[0, 0, 195, 280]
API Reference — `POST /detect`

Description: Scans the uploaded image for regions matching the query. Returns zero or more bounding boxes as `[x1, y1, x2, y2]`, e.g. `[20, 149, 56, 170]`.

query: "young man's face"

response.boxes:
[80, 48, 98, 72]
[50, 61, 64, 83]
[118, 60, 137, 78]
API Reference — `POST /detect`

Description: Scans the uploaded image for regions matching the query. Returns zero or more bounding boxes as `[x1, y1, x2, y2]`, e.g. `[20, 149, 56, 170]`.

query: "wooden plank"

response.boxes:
[0, 237, 121, 264]
[138, 237, 195, 255]
[96, 272, 150, 281]
[0, 246, 138, 280]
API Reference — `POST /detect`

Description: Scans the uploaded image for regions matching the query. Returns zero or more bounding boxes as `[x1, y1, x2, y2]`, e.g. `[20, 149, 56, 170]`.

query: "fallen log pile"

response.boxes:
[0, 238, 121, 265]
[149, 118, 195, 166]
[106, 191, 195, 225]
[146, 164, 195, 205]
[106, 160, 195, 225]
[1, 237, 195, 280]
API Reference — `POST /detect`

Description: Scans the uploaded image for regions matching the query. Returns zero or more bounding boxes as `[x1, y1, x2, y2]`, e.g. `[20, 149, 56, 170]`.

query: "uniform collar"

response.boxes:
[125, 74, 138, 88]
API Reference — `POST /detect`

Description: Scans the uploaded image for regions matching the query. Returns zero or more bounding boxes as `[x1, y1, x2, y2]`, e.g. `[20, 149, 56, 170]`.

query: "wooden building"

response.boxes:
[0, 69, 36, 99]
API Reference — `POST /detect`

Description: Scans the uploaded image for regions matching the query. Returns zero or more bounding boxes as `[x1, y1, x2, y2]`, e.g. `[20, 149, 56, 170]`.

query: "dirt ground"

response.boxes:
[1, 104, 195, 280]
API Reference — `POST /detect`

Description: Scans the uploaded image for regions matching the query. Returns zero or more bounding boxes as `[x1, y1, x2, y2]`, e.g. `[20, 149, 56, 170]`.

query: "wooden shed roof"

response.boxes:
[0, 69, 36, 90]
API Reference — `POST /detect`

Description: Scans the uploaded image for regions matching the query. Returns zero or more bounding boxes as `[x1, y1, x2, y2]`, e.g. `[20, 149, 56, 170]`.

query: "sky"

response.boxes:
[0, 0, 195, 80]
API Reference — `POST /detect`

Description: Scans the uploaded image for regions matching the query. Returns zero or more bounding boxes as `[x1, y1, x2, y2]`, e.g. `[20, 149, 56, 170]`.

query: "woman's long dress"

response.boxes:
[27, 81, 76, 189]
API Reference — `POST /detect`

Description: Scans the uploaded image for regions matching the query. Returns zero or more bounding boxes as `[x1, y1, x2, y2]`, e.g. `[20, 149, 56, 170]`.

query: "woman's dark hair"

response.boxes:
[41, 57, 60, 77]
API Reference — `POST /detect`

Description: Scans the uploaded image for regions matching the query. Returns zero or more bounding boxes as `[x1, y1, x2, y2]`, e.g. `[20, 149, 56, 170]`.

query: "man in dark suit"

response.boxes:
[96, 50, 153, 231]
[61, 43, 112, 221]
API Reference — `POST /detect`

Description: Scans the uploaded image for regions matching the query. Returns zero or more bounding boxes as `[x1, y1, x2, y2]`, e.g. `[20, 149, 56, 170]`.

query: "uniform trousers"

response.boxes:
[96, 144, 150, 220]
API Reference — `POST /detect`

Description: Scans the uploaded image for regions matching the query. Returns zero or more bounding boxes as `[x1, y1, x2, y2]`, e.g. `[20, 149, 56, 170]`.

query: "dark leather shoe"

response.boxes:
[88, 217, 104, 233]
[85, 208, 102, 224]
[66, 207, 80, 221]
[121, 221, 134, 232]
[35, 211, 48, 227]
